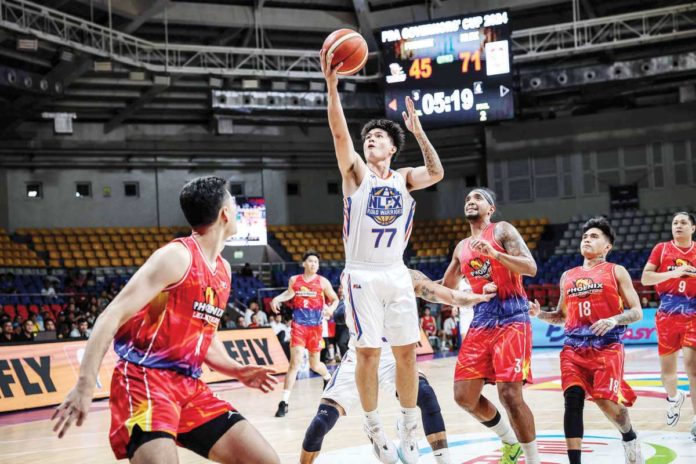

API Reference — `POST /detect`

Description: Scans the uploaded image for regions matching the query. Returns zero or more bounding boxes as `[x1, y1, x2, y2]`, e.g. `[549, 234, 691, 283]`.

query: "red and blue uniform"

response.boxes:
[647, 241, 696, 356]
[290, 274, 325, 353]
[560, 261, 636, 406]
[454, 222, 533, 384]
[109, 236, 235, 459]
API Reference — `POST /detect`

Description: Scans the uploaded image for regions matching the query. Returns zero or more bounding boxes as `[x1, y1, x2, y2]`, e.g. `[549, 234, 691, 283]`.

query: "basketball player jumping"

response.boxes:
[531, 217, 644, 464]
[321, 48, 444, 464]
[299, 270, 496, 464]
[443, 188, 540, 464]
[270, 250, 339, 417]
[52, 176, 280, 464]
[641, 211, 696, 439]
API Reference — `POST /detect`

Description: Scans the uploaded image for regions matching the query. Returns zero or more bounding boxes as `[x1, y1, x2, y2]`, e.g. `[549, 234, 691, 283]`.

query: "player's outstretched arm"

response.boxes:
[641, 262, 696, 286]
[533, 272, 567, 326]
[270, 277, 297, 314]
[442, 241, 464, 289]
[320, 49, 367, 192]
[397, 96, 444, 192]
[591, 266, 643, 336]
[205, 335, 278, 393]
[409, 269, 494, 306]
[476, 221, 537, 277]
[52, 242, 191, 438]
[321, 277, 340, 317]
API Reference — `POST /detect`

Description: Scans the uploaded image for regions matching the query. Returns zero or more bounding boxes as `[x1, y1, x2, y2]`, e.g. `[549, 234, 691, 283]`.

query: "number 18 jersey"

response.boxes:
[563, 261, 625, 346]
[343, 170, 415, 265]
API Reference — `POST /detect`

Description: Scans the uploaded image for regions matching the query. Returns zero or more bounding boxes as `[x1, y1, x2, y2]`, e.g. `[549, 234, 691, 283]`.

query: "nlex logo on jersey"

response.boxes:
[366, 186, 403, 226]
[193, 287, 224, 325]
[568, 278, 603, 298]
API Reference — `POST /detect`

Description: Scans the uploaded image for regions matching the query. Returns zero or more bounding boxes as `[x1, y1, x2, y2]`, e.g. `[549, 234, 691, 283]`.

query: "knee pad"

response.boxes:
[417, 377, 445, 436]
[563, 386, 585, 439]
[302, 403, 340, 452]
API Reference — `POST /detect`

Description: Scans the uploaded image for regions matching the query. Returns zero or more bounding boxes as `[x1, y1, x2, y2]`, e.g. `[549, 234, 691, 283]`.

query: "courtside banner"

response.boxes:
[416, 329, 434, 355]
[0, 328, 289, 413]
[531, 308, 659, 347]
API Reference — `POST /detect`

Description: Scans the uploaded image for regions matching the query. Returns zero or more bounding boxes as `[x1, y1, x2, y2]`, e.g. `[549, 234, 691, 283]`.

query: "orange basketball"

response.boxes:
[321, 29, 368, 76]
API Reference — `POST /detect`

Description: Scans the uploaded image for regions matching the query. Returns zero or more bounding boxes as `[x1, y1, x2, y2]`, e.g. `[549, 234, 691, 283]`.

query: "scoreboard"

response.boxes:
[378, 10, 514, 128]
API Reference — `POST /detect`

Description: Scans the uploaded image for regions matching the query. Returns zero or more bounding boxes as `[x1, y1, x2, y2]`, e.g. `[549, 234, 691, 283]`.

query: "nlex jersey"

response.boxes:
[647, 241, 696, 355]
[290, 274, 326, 353]
[110, 236, 241, 460]
[561, 261, 636, 405]
[455, 223, 532, 384]
[341, 170, 419, 347]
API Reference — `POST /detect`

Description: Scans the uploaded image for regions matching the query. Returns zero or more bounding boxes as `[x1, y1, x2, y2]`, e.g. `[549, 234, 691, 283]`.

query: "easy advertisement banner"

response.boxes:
[532, 307, 659, 347]
[0, 328, 289, 413]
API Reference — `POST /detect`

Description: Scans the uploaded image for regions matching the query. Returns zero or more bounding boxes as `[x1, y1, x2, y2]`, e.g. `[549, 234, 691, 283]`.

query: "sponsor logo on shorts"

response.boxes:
[567, 277, 603, 298]
[366, 186, 403, 226]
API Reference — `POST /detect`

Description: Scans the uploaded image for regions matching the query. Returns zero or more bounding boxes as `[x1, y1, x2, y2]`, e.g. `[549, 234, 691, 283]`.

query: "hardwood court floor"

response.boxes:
[1, 346, 695, 463]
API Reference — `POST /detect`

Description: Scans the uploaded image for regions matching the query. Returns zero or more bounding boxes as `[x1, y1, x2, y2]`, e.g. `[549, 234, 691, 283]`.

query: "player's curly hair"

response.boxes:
[582, 216, 616, 244]
[179, 176, 229, 229]
[360, 119, 406, 161]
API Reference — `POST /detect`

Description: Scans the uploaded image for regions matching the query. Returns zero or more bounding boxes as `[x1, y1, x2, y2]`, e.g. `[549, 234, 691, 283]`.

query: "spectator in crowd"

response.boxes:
[98, 291, 110, 311]
[240, 262, 254, 278]
[270, 314, 291, 360]
[29, 313, 42, 333]
[245, 301, 268, 326]
[420, 306, 440, 350]
[15, 319, 36, 342]
[44, 319, 56, 332]
[57, 323, 72, 340]
[86, 304, 99, 326]
[442, 306, 460, 350]
[640, 296, 649, 308]
[41, 279, 57, 299]
[70, 318, 91, 339]
[248, 314, 261, 328]
[332, 285, 348, 359]
[236, 315, 247, 329]
[1, 319, 14, 343]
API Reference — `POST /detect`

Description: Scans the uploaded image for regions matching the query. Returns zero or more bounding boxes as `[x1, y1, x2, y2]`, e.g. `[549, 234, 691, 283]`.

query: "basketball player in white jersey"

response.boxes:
[321, 49, 444, 464]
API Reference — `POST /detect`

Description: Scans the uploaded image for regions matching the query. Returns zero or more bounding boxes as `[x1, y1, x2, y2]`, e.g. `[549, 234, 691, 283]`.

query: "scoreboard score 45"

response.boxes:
[379, 10, 514, 128]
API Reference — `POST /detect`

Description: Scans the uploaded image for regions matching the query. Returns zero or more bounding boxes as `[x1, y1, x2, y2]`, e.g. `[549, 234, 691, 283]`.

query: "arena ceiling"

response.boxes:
[0, 0, 695, 169]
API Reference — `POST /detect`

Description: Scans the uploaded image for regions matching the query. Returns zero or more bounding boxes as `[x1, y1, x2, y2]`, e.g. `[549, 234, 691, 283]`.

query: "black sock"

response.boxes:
[567, 449, 581, 464]
[621, 428, 636, 442]
[480, 410, 501, 428]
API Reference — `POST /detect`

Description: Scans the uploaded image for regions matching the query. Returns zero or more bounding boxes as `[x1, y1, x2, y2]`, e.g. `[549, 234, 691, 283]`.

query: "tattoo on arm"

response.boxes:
[415, 133, 443, 178]
[415, 283, 441, 303]
[496, 222, 533, 259]
[611, 309, 642, 325]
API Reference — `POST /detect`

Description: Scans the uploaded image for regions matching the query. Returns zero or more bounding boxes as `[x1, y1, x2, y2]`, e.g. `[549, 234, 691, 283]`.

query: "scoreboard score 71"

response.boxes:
[379, 10, 514, 128]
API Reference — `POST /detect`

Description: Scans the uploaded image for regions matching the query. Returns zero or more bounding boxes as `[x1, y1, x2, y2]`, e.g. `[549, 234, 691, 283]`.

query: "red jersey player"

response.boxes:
[270, 250, 338, 417]
[443, 188, 539, 464]
[52, 176, 279, 464]
[641, 211, 696, 438]
[531, 217, 644, 464]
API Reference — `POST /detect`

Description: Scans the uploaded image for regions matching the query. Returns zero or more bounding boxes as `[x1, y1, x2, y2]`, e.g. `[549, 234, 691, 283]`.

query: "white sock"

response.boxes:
[401, 407, 419, 428]
[322, 373, 331, 381]
[282, 389, 291, 403]
[667, 392, 681, 402]
[432, 447, 451, 463]
[364, 409, 382, 428]
[520, 441, 540, 464]
[489, 416, 518, 445]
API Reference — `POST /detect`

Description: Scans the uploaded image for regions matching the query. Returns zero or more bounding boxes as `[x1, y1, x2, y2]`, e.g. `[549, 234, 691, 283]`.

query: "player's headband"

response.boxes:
[470, 189, 495, 206]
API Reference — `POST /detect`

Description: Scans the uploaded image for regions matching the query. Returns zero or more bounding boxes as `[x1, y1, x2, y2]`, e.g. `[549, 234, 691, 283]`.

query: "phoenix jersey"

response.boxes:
[562, 261, 625, 346]
[113, 236, 231, 378]
[291, 274, 325, 326]
[647, 241, 696, 315]
[459, 222, 528, 320]
[343, 169, 415, 265]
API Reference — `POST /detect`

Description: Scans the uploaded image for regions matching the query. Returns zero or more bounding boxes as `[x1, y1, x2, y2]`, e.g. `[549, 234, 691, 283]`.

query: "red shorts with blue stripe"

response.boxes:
[454, 322, 533, 384]
[656, 311, 696, 356]
[291, 321, 323, 353]
[109, 360, 235, 459]
[560, 343, 636, 406]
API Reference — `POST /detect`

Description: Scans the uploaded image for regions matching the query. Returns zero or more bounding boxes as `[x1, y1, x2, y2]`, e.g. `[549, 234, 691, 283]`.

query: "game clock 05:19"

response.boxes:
[379, 9, 515, 128]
